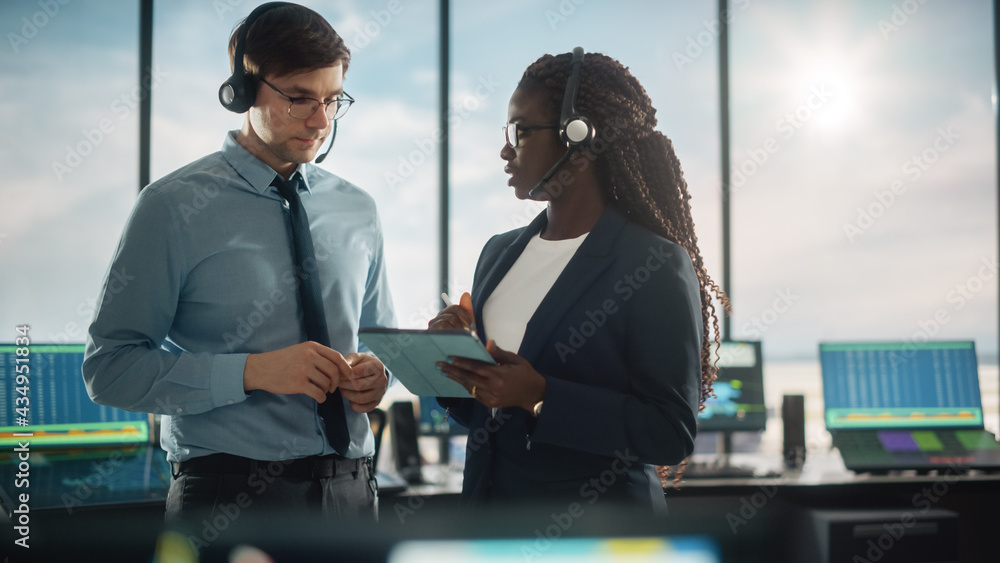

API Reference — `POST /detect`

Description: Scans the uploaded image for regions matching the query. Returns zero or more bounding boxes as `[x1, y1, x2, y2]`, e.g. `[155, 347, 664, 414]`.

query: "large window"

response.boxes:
[0, 1, 139, 344]
[731, 0, 996, 358]
[730, 0, 997, 442]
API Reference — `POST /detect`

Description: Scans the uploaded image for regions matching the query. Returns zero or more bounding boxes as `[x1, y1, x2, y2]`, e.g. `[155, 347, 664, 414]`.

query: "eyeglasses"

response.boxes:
[261, 78, 355, 121]
[504, 122, 559, 148]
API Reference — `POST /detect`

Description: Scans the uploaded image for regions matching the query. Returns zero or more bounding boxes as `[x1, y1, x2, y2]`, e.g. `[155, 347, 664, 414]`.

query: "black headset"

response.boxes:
[559, 47, 596, 147]
[219, 2, 292, 114]
[528, 47, 597, 200]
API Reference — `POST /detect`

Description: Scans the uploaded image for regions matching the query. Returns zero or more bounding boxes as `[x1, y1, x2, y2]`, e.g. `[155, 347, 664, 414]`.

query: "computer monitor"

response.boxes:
[0, 343, 150, 448]
[389, 536, 720, 563]
[417, 396, 467, 437]
[698, 340, 767, 434]
[416, 396, 467, 465]
[819, 340, 984, 430]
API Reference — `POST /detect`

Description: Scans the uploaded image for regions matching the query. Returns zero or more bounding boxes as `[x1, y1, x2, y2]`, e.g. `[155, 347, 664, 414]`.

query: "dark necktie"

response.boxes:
[272, 174, 351, 453]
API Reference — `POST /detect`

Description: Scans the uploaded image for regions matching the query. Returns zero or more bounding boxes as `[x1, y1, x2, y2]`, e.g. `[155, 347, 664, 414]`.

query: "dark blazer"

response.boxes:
[441, 207, 704, 511]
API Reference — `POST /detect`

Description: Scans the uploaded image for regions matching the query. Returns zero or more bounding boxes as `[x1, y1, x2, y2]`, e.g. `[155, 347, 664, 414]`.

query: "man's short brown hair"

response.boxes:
[228, 3, 351, 81]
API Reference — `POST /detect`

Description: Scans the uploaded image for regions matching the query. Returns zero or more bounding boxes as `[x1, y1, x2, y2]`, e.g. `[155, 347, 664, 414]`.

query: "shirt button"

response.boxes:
[175, 408, 183, 414]
[227, 400, 234, 405]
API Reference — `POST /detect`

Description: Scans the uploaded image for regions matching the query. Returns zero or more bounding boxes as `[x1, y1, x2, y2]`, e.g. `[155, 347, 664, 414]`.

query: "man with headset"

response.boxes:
[82, 2, 394, 532]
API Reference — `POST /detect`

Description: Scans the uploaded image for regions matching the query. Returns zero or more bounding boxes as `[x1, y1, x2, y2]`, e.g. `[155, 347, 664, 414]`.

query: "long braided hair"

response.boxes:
[518, 52, 731, 482]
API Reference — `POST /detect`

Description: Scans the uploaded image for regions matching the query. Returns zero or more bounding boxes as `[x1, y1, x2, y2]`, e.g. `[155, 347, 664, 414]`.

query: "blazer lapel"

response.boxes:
[470, 211, 548, 335]
[517, 208, 627, 363]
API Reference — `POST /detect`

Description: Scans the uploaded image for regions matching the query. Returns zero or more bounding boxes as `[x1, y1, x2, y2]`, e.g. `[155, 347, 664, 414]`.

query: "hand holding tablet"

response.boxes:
[358, 328, 495, 397]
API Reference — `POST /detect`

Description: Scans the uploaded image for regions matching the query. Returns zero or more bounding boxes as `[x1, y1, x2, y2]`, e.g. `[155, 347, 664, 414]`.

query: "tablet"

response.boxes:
[358, 328, 495, 398]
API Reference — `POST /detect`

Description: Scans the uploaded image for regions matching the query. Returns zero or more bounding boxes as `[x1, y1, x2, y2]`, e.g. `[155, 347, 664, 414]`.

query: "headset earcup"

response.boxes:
[219, 74, 255, 114]
[563, 116, 596, 146]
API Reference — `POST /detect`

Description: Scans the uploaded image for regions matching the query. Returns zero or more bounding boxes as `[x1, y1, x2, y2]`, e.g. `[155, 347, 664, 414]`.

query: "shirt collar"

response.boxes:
[221, 130, 314, 197]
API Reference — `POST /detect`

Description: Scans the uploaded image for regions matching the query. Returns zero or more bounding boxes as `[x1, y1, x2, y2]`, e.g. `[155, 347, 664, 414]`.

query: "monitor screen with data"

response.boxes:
[0, 343, 150, 448]
[697, 340, 767, 433]
[819, 340, 983, 430]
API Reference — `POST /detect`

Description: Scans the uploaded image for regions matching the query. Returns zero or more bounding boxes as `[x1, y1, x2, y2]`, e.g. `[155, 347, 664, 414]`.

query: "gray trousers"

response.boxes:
[165, 455, 377, 548]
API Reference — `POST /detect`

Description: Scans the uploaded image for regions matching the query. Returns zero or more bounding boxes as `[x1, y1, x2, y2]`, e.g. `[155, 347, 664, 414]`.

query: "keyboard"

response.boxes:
[375, 470, 410, 494]
[681, 463, 764, 480]
[833, 429, 1000, 473]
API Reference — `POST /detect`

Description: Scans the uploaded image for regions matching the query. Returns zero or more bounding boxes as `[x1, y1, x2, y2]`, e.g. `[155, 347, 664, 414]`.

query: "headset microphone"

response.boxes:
[314, 120, 337, 164]
[528, 47, 597, 200]
[528, 150, 576, 200]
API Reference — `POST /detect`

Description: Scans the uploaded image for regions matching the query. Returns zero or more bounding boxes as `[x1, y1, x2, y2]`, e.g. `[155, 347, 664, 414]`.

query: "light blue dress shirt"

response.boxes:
[83, 131, 396, 462]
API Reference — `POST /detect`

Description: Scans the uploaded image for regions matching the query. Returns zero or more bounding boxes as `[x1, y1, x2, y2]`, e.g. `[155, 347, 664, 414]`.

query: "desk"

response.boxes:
[667, 470, 999, 562]
[0, 445, 171, 561]
[388, 453, 1000, 563]
[3, 451, 997, 562]
[0, 444, 171, 514]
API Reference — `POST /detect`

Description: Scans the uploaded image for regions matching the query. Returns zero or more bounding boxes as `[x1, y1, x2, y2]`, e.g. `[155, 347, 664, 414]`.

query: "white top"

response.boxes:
[482, 231, 589, 353]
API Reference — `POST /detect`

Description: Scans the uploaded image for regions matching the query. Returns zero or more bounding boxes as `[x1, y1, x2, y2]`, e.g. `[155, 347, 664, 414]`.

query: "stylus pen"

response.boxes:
[441, 293, 477, 336]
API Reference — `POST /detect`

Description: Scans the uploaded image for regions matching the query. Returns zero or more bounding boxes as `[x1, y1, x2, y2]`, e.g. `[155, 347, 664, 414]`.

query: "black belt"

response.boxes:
[172, 453, 366, 480]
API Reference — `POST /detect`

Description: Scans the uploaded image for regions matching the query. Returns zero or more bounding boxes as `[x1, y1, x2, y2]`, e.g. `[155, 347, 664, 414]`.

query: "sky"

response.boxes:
[728, 0, 997, 359]
[0, 0, 995, 364]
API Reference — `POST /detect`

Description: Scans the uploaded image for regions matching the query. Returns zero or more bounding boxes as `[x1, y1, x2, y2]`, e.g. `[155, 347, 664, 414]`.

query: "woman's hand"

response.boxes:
[427, 292, 476, 333]
[437, 341, 545, 412]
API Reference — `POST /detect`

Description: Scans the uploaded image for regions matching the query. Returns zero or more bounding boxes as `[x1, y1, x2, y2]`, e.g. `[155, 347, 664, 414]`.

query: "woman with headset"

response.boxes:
[430, 49, 728, 513]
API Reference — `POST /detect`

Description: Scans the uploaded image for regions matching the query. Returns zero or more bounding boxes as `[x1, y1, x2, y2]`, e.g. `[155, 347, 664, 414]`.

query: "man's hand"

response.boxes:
[341, 353, 388, 413]
[243, 341, 352, 403]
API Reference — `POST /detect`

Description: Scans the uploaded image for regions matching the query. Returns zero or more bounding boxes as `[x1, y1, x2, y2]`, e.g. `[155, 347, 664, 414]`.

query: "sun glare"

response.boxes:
[798, 65, 855, 132]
